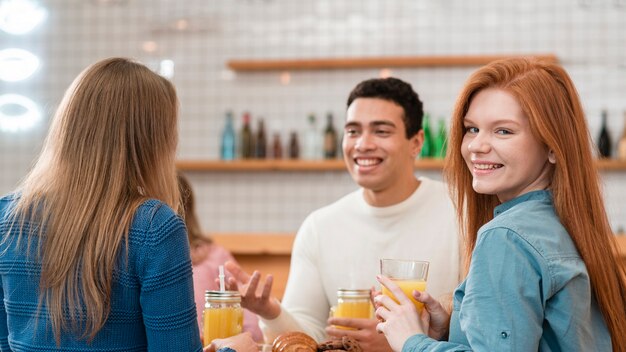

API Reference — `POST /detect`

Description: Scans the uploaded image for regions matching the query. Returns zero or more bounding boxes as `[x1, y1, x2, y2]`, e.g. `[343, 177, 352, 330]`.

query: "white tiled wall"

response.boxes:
[1, 0, 625, 233]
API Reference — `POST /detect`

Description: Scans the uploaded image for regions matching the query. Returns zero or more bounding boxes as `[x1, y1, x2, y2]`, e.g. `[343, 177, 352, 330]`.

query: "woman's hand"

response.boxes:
[412, 290, 450, 341]
[204, 332, 257, 352]
[374, 275, 425, 352]
[224, 261, 281, 319]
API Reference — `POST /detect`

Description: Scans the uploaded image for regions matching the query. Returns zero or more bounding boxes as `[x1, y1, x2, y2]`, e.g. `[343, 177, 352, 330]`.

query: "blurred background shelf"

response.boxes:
[227, 54, 559, 71]
[211, 233, 294, 299]
[177, 158, 626, 172]
[595, 159, 626, 171]
[176, 158, 445, 171]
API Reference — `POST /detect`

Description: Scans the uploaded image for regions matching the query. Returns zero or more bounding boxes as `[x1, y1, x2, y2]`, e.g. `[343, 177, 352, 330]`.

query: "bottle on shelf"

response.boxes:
[272, 132, 283, 159]
[220, 111, 236, 161]
[433, 118, 447, 159]
[303, 113, 320, 160]
[618, 110, 626, 161]
[323, 112, 338, 159]
[597, 109, 612, 159]
[255, 118, 267, 159]
[419, 113, 433, 158]
[288, 131, 300, 159]
[239, 112, 254, 159]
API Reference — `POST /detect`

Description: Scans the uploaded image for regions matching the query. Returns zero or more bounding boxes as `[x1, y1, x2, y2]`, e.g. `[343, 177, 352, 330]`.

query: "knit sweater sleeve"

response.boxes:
[0, 272, 9, 351]
[136, 203, 202, 351]
[260, 213, 328, 342]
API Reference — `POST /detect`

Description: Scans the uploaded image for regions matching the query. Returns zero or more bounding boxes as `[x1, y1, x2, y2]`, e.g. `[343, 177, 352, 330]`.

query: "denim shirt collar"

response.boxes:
[493, 190, 552, 217]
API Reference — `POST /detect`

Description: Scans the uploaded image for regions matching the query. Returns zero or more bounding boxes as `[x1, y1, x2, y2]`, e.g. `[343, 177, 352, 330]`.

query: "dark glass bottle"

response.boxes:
[420, 113, 433, 158]
[323, 112, 338, 159]
[240, 112, 254, 159]
[220, 111, 236, 161]
[288, 131, 300, 159]
[272, 133, 283, 159]
[598, 110, 612, 158]
[255, 118, 267, 159]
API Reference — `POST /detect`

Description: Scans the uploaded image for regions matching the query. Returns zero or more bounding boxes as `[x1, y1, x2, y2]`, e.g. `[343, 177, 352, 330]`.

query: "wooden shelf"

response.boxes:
[211, 232, 625, 256]
[227, 54, 558, 72]
[211, 233, 295, 299]
[211, 233, 294, 256]
[176, 158, 445, 172]
[177, 158, 626, 172]
[595, 159, 626, 171]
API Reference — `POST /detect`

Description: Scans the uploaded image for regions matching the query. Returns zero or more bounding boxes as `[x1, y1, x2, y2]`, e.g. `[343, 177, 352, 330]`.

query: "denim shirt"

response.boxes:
[403, 190, 611, 352]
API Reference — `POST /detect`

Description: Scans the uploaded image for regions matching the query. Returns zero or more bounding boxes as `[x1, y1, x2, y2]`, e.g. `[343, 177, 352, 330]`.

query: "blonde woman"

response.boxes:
[375, 58, 626, 351]
[0, 58, 255, 351]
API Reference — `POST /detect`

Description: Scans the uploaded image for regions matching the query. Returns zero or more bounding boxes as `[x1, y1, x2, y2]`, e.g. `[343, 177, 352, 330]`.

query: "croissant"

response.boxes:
[272, 331, 318, 352]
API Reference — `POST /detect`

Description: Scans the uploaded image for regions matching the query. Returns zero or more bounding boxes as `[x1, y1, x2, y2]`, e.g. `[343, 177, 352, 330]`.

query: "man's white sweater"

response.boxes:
[261, 177, 461, 342]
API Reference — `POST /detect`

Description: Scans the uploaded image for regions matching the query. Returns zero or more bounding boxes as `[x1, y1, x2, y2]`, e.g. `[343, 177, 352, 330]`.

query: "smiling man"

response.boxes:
[226, 78, 460, 351]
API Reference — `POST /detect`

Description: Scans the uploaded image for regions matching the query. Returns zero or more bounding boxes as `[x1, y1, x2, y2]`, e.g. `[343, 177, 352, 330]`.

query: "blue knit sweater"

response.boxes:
[0, 194, 203, 351]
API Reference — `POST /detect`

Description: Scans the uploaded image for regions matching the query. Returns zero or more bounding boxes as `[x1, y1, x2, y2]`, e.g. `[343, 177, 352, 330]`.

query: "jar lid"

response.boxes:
[337, 288, 370, 299]
[205, 290, 241, 303]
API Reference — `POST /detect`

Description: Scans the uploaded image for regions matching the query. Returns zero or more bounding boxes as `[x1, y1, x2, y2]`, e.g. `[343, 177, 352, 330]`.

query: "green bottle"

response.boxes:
[419, 113, 433, 158]
[434, 118, 447, 159]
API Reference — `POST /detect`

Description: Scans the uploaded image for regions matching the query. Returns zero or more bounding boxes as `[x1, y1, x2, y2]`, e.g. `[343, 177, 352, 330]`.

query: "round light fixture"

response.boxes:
[0, 48, 40, 81]
[0, 94, 41, 132]
[0, 0, 47, 35]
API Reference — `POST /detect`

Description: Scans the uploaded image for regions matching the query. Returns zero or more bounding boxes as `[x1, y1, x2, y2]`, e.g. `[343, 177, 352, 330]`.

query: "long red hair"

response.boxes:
[444, 57, 626, 349]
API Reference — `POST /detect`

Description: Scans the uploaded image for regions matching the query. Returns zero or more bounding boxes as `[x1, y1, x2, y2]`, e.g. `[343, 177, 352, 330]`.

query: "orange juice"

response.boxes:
[381, 279, 427, 312]
[332, 288, 373, 330]
[202, 306, 243, 344]
[202, 290, 243, 347]
[335, 300, 373, 319]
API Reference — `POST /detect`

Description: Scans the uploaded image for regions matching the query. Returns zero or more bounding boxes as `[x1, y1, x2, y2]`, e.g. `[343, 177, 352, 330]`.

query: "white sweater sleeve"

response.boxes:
[260, 214, 330, 343]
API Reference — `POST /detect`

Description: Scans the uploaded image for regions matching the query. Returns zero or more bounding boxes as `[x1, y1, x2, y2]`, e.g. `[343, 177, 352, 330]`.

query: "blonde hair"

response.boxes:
[444, 57, 626, 349]
[7, 57, 180, 344]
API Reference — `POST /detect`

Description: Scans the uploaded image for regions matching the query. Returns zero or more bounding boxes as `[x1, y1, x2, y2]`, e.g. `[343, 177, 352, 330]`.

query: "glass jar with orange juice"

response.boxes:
[202, 290, 243, 347]
[335, 289, 373, 319]
[330, 288, 373, 330]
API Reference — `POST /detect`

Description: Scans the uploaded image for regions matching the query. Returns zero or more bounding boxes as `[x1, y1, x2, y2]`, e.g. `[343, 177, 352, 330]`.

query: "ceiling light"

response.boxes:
[0, 0, 47, 35]
[0, 94, 41, 132]
[0, 48, 40, 81]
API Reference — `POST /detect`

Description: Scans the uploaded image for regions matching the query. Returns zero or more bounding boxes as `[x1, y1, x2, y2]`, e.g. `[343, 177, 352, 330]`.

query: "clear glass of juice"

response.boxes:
[379, 259, 429, 312]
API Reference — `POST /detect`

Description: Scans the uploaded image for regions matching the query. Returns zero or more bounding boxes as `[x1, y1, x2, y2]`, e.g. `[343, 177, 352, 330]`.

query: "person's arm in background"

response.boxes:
[137, 204, 202, 351]
[226, 214, 330, 342]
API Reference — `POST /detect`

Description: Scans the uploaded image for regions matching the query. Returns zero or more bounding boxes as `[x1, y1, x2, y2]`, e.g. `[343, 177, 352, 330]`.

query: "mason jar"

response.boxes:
[202, 290, 243, 346]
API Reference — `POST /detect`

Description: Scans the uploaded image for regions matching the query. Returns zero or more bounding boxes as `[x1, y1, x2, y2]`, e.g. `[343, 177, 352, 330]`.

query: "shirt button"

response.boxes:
[501, 331, 509, 339]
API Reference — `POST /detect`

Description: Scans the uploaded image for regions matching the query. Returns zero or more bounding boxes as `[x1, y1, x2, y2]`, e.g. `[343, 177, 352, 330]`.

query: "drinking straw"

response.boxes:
[219, 265, 225, 292]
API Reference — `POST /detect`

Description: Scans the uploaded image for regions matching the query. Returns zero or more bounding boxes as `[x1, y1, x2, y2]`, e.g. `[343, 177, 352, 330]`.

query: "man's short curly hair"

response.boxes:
[346, 77, 424, 138]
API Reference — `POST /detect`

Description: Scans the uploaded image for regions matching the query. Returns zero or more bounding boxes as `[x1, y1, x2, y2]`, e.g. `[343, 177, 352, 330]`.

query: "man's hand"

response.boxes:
[224, 261, 281, 319]
[326, 317, 393, 352]
[204, 332, 257, 352]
